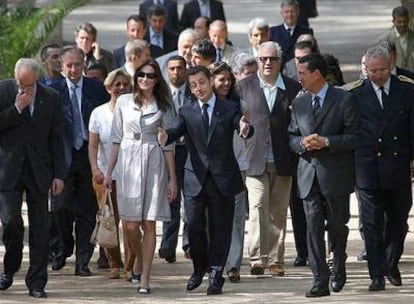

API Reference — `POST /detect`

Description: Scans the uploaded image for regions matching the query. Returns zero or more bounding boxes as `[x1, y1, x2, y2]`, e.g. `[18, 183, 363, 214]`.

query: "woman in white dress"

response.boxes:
[104, 59, 177, 294]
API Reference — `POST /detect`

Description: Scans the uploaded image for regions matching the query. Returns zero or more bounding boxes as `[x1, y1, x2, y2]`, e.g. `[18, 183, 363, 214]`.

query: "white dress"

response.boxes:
[110, 93, 174, 221]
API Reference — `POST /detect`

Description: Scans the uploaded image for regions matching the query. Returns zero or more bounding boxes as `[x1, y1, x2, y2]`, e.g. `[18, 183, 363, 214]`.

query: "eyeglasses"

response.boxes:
[137, 71, 157, 79]
[259, 56, 279, 63]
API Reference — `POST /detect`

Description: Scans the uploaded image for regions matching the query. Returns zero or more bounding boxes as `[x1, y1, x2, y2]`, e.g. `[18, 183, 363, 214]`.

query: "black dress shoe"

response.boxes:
[186, 273, 204, 291]
[330, 273, 346, 292]
[29, 289, 47, 298]
[0, 273, 13, 291]
[305, 285, 330, 297]
[52, 254, 66, 271]
[293, 256, 307, 267]
[369, 277, 385, 291]
[387, 268, 402, 286]
[75, 265, 92, 276]
[159, 248, 176, 263]
[227, 268, 240, 283]
[207, 276, 224, 295]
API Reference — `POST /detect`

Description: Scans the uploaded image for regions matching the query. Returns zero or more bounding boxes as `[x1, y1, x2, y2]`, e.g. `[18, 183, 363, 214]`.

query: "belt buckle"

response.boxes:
[133, 133, 141, 140]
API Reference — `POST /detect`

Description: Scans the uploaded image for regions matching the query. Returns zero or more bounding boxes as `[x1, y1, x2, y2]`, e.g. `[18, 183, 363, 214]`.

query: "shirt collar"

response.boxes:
[370, 77, 391, 94]
[150, 27, 162, 37]
[312, 83, 329, 101]
[198, 92, 216, 109]
[393, 27, 406, 39]
[284, 23, 295, 32]
[66, 76, 83, 90]
[257, 72, 286, 91]
[169, 83, 186, 95]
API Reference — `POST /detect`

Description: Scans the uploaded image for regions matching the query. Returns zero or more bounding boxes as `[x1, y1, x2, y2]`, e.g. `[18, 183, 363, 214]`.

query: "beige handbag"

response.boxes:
[90, 189, 118, 248]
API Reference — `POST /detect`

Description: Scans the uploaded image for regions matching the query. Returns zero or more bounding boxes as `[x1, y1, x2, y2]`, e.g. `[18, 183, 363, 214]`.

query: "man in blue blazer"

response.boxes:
[158, 65, 253, 295]
[269, 0, 312, 66]
[0, 58, 66, 298]
[50, 46, 109, 277]
[350, 45, 414, 292]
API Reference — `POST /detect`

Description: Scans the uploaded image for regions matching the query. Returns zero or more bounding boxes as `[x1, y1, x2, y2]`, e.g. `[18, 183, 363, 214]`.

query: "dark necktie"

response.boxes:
[313, 95, 321, 118]
[287, 27, 292, 36]
[216, 48, 222, 63]
[173, 90, 182, 109]
[380, 86, 389, 110]
[70, 85, 84, 150]
[202, 103, 209, 133]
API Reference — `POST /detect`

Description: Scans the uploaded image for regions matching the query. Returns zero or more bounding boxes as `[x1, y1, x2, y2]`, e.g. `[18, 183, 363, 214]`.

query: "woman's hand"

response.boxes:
[92, 168, 105, 184]
[103, 174, 112, 191]
[168, 178, 177, 202]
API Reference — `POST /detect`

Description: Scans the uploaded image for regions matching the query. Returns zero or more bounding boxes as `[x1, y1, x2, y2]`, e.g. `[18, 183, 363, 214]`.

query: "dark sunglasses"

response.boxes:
[259, 56, 279, 63]
[137, 71, 157, 79]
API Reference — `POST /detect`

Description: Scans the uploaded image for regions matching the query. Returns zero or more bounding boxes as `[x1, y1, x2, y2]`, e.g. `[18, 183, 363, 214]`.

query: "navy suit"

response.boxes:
[165, 96, 253, 280]
[50, 77, 109, 270]
[0, 80, 65, 291]
[139, 0, 180, 34]
[112, 43, 163, 69]
[180, 0, 226, 30]
[144, 29, 178, 55]
[269, 24, 313, 66]
[351, 76, 414, 281]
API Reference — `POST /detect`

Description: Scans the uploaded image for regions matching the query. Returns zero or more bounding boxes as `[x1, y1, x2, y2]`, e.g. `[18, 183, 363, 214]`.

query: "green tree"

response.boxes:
[0, 0, 85, 79]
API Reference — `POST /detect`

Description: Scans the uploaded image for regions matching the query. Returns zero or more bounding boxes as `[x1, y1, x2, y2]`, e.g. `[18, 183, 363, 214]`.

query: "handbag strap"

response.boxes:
[101, 189, 115, 215]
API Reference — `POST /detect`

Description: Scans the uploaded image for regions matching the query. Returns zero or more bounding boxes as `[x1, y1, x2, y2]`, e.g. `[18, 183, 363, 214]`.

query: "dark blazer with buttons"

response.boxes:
[288, 86, 359, 199]
[51, 77, 109, 169]
[112, 43, 163, 69]
[0, 80, 66, 193]
[237, 73, 301, 177]
[350, 76, 414, 189]
[180, 0, 226, 30]
[144, 29, 178, 55]
[165, 97, 253, 197]
[269, 24, 313, 65]
[139, 0, 180, 34]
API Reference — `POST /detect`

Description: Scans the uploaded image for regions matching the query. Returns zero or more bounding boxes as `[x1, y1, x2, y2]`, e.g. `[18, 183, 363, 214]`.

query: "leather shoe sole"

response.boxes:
[29, 289, 47, 298]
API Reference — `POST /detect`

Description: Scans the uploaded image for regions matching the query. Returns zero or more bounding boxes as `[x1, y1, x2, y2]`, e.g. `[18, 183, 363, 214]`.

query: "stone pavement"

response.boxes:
[1, 0, 414, 303]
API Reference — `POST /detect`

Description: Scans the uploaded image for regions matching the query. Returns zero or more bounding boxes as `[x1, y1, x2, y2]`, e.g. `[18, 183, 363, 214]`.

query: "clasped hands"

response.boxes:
[301, 133, 328, 151]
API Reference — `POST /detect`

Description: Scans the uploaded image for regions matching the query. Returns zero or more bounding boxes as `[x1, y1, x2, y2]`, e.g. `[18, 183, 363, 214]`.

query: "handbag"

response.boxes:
[90, 189, 118, 248]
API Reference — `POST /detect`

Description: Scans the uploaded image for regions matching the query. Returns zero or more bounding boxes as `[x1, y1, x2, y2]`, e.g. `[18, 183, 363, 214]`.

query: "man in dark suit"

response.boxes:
[0, 58, 66, 298]
[297, 0, 318, 28]
[288, 53, 359, 297]
[50, 46, 110, 277]
[237, 41, 301, 277]
[350, 45, 414, 292]
[144, 5, 178, 55]
[158, 55, 193, 263]
[158, 65, 252, 295]
[269, 0, 313, 66]
[139, 0, 180, 34]
[113, 14, 163, 69]
[180, 0, 226, 30]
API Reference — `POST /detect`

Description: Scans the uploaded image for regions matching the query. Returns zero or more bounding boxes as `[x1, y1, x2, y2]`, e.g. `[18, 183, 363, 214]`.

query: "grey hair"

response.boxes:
[365, 45, 390, 62]
[125, 39, 148, 60]
[178, 28, 200, 43]
[231, 52, 258, 74]
[247, 18, 269, 38]
[280, 0, 299, 9]
[258, 41, 283, 59]
[14, 58, 40, 76]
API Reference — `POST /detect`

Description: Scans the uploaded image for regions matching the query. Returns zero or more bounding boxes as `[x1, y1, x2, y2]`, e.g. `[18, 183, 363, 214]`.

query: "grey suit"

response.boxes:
[288, 85, 359, 288]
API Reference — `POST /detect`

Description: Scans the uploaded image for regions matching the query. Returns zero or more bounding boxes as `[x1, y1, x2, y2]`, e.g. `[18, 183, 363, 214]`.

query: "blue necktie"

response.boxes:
[216, 48, 222, 63]
[70, 85, 84, 150]
[202, 103, 209, 133]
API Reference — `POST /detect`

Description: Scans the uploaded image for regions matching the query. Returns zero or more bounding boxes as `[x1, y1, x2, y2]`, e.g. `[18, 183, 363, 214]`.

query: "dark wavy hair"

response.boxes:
[208, 61, 240, 101]
[133, 58, 171, 112]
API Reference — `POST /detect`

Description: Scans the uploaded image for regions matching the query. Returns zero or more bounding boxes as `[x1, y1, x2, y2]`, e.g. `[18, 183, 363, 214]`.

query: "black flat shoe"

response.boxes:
[52, 254, 66, 271]
[29, 289, 47, 298]
[0, 273, 13, 291]
[369, 277, 385, 291]
[75, 265, 92, 276]
[387, 268, 402, 286]
[293, 256, 307, 267]
[305, 285, 330, 297]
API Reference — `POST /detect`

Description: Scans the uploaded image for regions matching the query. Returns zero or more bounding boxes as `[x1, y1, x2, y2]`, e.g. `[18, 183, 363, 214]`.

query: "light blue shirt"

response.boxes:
[198, 0, 210, 18]
[312, 82, 329, 108]
[197, 93, 216, 124]
[149, 27, 164, 49]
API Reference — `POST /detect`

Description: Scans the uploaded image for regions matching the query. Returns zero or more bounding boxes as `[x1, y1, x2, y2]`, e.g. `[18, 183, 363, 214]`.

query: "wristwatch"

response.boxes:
[324, 137, 330, 147]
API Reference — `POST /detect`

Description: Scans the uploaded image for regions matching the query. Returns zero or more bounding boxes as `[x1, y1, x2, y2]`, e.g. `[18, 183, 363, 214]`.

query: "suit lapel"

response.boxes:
[191, 101, 208, 142]
[299, 93, 316, 134]
[207, 99, 223, 144]
[314, 86, 335, 129]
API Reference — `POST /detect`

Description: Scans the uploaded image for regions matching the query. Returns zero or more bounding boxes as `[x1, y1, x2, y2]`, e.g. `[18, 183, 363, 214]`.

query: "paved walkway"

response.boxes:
[2, 0, 414, 303]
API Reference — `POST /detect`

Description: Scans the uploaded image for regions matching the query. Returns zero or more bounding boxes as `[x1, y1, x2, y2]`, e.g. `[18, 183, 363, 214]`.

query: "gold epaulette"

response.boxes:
[398, 75, 414, 85]
[343, 79, 364, 91]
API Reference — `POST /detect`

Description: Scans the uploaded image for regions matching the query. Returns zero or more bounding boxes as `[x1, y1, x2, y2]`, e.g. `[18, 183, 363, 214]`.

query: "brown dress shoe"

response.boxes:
[269, 263, 285, 276]
[227, 268, 240, 283]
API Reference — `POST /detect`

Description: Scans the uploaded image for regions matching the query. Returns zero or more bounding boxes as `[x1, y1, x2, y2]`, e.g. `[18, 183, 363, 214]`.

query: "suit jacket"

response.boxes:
[144, 29, 178, 55]
[269, 24, 313, 65]
[220, 43, 238, 64]
[237, 73, 301, 177]
[180, 0, 226, 30]
[396, 66, 414, 80]
[377, 28, 414, 71]
[288, 86, 359, 198]
[112, 43, 163, 69]
[85, 48, 114, 72]
[51, 77, 110, 169]
[139, 0, 180, 34]
[351, 76, 414, 189]
[0, 80, 66, 193]
[166, 97, 253, 197]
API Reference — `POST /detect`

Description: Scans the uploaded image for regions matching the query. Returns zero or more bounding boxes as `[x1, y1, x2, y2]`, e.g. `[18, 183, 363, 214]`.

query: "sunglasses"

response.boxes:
[137, 71, 157, 79]
[259, 56, 279, 63]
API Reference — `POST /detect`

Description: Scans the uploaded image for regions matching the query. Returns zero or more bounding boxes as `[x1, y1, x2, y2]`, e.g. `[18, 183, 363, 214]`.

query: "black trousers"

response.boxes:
[184, 174, 234, 275]
[160, 145, 189, 253]
[54, 144, 97, 266]
[358, 184, 412, 279]
[303, 179, 350, 287]
[0, 161, 49, 290]
[290, 177, 308, 259]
